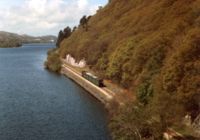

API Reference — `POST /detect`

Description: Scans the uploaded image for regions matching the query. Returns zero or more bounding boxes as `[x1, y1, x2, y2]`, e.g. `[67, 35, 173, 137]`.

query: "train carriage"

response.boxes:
[82, 71, 104, 87]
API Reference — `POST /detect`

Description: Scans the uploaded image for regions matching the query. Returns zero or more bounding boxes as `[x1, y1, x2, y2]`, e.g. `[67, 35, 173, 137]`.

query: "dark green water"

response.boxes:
[0, 44, 110, 140]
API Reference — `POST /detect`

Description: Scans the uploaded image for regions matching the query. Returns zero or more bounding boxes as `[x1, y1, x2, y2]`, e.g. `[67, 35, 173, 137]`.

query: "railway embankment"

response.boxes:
[60, 63, 114, 105]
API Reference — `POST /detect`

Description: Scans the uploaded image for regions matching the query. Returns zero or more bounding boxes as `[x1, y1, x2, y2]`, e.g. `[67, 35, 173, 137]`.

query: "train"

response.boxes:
[81, 71, 104, 87]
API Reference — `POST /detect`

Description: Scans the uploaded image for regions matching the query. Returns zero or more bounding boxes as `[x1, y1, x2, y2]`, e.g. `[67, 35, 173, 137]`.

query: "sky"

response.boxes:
[0, 0, 108, 36]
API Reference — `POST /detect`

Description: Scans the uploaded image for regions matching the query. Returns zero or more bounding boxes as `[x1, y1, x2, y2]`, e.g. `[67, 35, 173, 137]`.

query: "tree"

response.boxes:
[79, 15, 91, 31]
[63, 26, 71, 38]
[56, 30, 64, 47]
[72, 26, 77, 32]
[80, 15, 87, 27]
[56, 26, 72, 47]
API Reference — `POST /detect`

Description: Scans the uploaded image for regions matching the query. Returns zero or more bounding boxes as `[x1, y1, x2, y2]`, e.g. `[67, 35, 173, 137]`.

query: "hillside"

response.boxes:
[46, 0, 200, 139]
[0, 31, 56, 48]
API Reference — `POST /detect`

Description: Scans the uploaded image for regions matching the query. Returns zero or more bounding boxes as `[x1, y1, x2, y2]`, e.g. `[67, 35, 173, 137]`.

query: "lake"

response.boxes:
[0, 44, 110, 140]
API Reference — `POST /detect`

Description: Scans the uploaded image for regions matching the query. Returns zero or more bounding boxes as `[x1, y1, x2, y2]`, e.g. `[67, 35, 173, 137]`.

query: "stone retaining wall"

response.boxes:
[61, 65, 113, 105]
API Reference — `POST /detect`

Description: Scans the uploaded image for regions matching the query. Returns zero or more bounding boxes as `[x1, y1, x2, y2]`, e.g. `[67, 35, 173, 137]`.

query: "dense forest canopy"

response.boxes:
[46, 0, 200, 139]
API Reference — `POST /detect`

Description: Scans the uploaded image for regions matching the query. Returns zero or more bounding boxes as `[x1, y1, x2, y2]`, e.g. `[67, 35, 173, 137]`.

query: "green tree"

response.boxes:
[56, 30, 64, 47]
[79, 15, 91, 31]
[56, 26, 72, 47]
[63, 26, 72, 38]
[45, 49, 61, 72]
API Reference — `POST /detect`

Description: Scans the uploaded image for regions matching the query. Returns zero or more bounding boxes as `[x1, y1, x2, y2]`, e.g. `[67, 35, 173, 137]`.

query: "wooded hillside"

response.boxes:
[47, 0, 200, 139]
[0, 31, 56, 48]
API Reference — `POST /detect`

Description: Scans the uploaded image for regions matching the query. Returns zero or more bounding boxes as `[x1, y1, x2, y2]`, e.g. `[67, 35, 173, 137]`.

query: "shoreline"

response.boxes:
[60, 63, 115, 106]
[0, 45, 21, 48]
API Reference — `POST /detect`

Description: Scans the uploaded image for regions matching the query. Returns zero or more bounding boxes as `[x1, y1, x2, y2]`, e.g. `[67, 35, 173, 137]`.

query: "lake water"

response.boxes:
[0, 44, 110, 140]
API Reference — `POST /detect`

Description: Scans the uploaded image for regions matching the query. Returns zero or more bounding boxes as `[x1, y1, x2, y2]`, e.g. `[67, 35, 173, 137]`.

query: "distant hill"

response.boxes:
[46, 0, 200, 139]
[0, 31, 57, 48]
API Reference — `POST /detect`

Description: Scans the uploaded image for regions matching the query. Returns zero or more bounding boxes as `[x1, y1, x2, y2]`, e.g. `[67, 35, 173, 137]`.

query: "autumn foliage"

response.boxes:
[47, 0, 200, 139]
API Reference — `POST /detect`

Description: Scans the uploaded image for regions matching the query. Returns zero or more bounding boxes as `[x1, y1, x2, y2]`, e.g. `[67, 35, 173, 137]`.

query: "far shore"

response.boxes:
[0, 42, 56, 48]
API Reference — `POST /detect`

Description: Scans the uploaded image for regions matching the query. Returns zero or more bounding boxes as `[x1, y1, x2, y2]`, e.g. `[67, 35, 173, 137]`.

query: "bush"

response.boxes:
[45, 49, 61, 72]
[137, 81, 153, 105]
[106, 39, 136, 84]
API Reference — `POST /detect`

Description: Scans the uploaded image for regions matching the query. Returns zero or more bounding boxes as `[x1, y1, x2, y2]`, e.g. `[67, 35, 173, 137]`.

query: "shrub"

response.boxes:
[45, 49, 61, 72]
[137, 81, 153, 105]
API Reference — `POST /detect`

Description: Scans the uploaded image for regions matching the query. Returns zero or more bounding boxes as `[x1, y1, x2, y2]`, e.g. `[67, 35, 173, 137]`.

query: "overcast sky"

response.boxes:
[0, 0, 107, 36]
